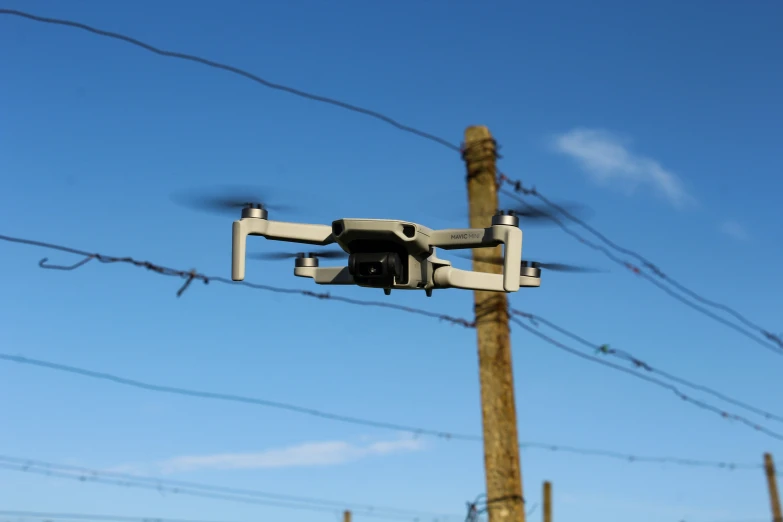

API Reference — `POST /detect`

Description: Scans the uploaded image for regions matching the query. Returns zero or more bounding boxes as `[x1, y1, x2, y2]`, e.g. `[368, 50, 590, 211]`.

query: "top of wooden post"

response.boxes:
[465, 125, 493, 143]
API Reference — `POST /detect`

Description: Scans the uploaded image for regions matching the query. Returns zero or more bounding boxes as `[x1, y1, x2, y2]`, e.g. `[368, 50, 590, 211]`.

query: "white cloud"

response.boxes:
[552, 128, 693, 207]
[720, 220, 749, 241]
[111, 437, 424, 475]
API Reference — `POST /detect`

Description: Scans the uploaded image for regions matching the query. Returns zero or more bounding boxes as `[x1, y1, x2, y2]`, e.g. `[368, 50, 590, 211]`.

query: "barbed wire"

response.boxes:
[5, 233, 783, 459]
[0, 234, 474, 327]
[0, 352, 770, 473]
[511, 309, 783, 424]
[0, 352, 473, 442]
[508, 316, 783, 442]
[8, 227, 782, 404]
[5, 11, 781, 514]
[499, 186, 781, 356]
[7, 231, 778, 422]
[498, 178, 783, 353]
[0, 511, 252, 522]
[0, 9, 460, 153]
[3, 7, 779, 357]
[0, 456, 459, 521]
[474, 295, 783, 433]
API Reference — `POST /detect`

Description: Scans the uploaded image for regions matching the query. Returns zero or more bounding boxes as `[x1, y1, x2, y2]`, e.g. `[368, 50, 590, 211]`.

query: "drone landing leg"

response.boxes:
[232, 218, 335, 281]
[232, 221, 248, 281]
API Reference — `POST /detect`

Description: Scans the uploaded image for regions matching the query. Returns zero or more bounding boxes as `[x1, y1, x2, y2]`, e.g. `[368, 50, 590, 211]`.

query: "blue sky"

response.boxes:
[1, 1, 782, 521]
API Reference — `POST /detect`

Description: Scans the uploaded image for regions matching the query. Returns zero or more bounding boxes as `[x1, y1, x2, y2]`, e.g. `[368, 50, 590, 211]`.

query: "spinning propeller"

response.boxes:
[170, 185, 295, 215]
[249, 250, 349, 261]
[454, 252, 600, 273]
[434, 200, 593, 227]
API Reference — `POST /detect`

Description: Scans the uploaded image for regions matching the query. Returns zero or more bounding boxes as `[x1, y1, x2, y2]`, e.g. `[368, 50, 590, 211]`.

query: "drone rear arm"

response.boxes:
[294, 266, 355, 285]
[232, 218, 334, 281]
[429, 225, 522, 292]
[433, 266, 540, 292]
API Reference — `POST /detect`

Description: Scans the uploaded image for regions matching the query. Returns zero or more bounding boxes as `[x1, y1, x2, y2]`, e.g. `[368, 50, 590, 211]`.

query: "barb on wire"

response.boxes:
[509, 316, 783, 442]
[38, 256, 95, 270]
[8, 235, 210, 297]
[0, 8, 461, 153]
[498, 175, 783, 352]
[464, 497, 481, 522]
[0, 233, 474, 327]
[511, 309, 783, 424]
[0, 352, 768, 472]
[0, 456, 460, 521]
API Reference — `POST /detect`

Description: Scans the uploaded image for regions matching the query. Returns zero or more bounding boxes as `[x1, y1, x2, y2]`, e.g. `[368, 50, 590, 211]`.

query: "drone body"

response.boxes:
[231, 206, 541, 296]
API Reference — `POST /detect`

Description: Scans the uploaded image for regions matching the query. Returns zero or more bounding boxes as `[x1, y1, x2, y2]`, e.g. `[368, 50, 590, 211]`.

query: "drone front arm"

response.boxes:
[232, 218, 334, 281]
[430, 225, 522, 292]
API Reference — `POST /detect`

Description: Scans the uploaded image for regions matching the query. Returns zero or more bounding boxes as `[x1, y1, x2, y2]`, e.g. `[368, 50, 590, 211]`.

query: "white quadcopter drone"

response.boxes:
[173, 186, 594, 297]
[230, 204, 543, 297]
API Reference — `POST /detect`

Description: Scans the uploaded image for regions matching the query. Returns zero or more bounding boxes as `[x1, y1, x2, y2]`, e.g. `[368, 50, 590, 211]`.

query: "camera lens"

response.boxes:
[359, 262, 384, 277]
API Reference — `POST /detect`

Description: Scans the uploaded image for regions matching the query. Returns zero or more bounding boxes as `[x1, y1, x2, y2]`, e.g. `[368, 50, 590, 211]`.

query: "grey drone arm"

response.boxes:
[232, 219, 334, 281]
[432, 266, 540, 292]
[294, 266, 355, 285]
[429, 225, 523, 292]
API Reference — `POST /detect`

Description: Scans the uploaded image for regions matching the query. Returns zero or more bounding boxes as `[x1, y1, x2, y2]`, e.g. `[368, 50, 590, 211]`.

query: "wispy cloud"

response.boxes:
[720, 220, 750, 241]
[110, 437, 424, 475]
[551, 128, 693, 207]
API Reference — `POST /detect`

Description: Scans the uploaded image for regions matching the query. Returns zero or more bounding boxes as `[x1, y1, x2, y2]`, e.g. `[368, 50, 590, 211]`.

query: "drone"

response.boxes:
[172, 187, 596, 297]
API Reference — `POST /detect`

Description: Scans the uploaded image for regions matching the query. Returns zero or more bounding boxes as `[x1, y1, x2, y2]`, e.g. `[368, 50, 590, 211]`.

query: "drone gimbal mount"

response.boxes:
[231, 206, 541, 296]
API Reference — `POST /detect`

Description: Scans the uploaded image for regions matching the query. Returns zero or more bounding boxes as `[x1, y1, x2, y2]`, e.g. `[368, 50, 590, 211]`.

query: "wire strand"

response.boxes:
[0, 352, 471, 442]
[0, 510, 259, 522]
[0, 457, 458, 521]
[498, 187, 782, 356]
[0, 353, 768, 472]
[498, 178, 783, 352]
[508, 316, 783, 441]
[0, 9, 461, 153]
[511, 309, 783, 424]
[0, 234, 474, 327]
